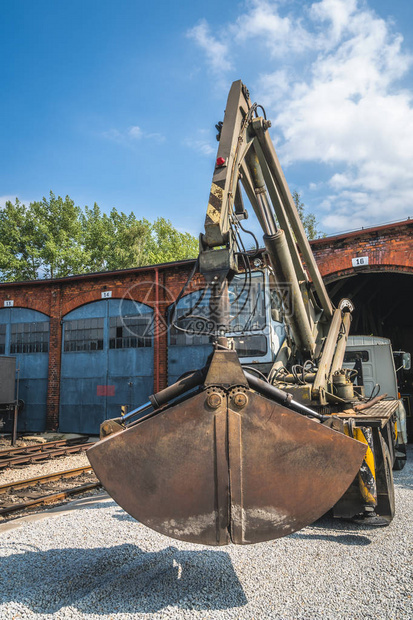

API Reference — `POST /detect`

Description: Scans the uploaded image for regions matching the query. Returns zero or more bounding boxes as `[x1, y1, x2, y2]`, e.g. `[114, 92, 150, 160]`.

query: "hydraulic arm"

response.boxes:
[199, 80, 352, 407]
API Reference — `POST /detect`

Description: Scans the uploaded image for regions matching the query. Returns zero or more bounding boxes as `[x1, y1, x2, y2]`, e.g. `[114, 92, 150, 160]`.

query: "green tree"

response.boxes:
[105, 209, 152, 270]
[0, 192, 199, 282]
[79, 203, 110, 273]
[292, 191, 325, 240]
[79, 209, 197, 271]
[80, 205, 151, 272]
[30, 192, 85, 278]
[0, 193, 87, 280]
[147, 217, 199, 264]
[0, 198, 40, 281]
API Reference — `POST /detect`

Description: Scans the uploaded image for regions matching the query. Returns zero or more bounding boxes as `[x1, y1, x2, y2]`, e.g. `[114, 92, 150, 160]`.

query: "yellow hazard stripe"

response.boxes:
[206, 183, 224, 224]
[354, 428, 375, 475]
[210, 182, 223, 200]
[206, 203, 221, 223]
[359, 484, 376, 505]
[353, 427, 376, 505]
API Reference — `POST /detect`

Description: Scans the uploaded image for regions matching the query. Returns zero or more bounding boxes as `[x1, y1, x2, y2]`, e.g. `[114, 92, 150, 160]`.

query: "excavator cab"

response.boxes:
[88, 80, 370, 545]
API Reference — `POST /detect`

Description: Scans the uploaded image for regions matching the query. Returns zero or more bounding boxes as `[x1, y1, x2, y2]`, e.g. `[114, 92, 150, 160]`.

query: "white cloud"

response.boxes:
[0, 195, 33, 209]
[0, 195, 18, 209]
[309, 181, 323, 191]
[187, 19, 233, 74]
[128, 126, 142, 139]
[309, 0, 358, 47]
[184, 129, 216, 157]
[187, 0, 413, 231]
[232, 0, 315, 56]
[146, 132, 166, 143]
[101, 126, 165, 145]
[187, 140, 215, 157]
[101, 128, 123, 142]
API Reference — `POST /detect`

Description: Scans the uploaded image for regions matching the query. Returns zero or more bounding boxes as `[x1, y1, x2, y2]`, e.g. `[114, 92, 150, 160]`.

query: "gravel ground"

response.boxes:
[0, 447, 412, 620]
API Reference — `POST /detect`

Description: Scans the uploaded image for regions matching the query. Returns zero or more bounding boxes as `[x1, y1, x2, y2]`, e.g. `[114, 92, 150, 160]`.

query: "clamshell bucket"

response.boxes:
[87, 351, 366, 545]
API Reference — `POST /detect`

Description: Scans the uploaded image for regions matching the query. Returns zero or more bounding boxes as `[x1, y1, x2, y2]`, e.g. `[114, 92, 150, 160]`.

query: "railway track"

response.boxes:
[0, 465, 101, 518]
[0, 438, 93, 468]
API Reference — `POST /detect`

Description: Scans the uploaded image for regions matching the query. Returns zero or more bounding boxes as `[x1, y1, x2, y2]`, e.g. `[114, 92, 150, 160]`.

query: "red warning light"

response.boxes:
[216, 157, 226, 167]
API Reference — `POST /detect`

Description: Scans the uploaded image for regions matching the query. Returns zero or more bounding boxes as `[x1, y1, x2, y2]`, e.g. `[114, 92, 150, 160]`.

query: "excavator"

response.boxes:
[88, 81, 399, 545]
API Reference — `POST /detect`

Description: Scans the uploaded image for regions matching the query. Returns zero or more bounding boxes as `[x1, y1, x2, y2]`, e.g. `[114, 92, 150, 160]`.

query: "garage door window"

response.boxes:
[10, 321, 49, 354]
[64, 318, 104, 352]
[109, 316, 152, 349]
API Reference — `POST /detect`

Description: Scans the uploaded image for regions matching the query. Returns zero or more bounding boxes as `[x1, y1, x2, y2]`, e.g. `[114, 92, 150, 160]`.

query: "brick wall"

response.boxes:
[0, 219, 412, 430]
[310, 220, 413, 281]
[0, 261, 199, 430]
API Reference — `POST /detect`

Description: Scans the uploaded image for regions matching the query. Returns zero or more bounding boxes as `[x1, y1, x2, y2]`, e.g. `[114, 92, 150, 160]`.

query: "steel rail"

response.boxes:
[0, 442, 93, 468]
[0, 482, 102, 517]
[0, 465, 94, 495]
[0, 437, 89, 459]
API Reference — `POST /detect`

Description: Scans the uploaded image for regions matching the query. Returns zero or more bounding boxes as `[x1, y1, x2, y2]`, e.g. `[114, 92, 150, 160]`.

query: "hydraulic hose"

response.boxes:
[243, 370, 327, 421]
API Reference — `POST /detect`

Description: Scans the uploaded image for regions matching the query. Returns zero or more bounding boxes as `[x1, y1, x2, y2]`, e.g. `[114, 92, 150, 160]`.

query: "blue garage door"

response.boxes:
[0, 308, 50, 432]
[59, 299, 154, 435]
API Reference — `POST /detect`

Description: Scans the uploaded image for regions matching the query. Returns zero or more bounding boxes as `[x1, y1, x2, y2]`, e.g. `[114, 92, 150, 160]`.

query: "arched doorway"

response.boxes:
[59, 299, 154, 434]
[326, 271, 413, 346]
[0, 307, 50, 432]
[326, 269, 413, 434]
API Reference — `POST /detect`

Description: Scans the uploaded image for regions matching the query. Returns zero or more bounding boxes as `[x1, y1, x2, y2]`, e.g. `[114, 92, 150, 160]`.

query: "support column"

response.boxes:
[46, 285, 62, 431]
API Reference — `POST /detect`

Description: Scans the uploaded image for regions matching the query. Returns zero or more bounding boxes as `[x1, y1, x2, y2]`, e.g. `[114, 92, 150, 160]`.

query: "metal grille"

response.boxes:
[170, 274, 267, 347]
[228, 276, 266, 333]
[109, 316, 152, 349]
[169, 292, 212, 347]
[64, 318, 104, 352]
[10, 322, 49, 354]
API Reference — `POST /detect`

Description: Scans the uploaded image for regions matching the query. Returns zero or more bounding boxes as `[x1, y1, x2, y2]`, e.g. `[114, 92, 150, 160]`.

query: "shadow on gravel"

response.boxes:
[393, 445, 413, 491]
[0, 543, 247, 614]
[291, 532, 371, 545]
[112, 510, 135, 521]
[393, 472, 413, 491]
[287, 513, 373, 545]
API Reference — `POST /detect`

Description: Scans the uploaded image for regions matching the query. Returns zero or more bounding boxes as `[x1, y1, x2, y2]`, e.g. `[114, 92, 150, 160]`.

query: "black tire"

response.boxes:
[394, 459, 406, 471]
[376, 438, 395, 523]
[393, 443, 407, 471]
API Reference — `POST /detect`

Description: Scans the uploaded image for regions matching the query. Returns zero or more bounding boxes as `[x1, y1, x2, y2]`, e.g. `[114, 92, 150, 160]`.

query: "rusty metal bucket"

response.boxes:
[87, 381, 366, 545]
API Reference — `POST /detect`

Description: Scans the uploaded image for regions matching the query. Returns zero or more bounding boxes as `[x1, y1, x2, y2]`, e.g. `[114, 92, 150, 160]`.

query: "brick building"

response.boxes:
[0, 218, 412, 434]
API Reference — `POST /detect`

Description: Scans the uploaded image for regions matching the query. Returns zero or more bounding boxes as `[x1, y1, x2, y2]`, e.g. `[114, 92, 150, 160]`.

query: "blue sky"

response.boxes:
[1, 0, 413, 236]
